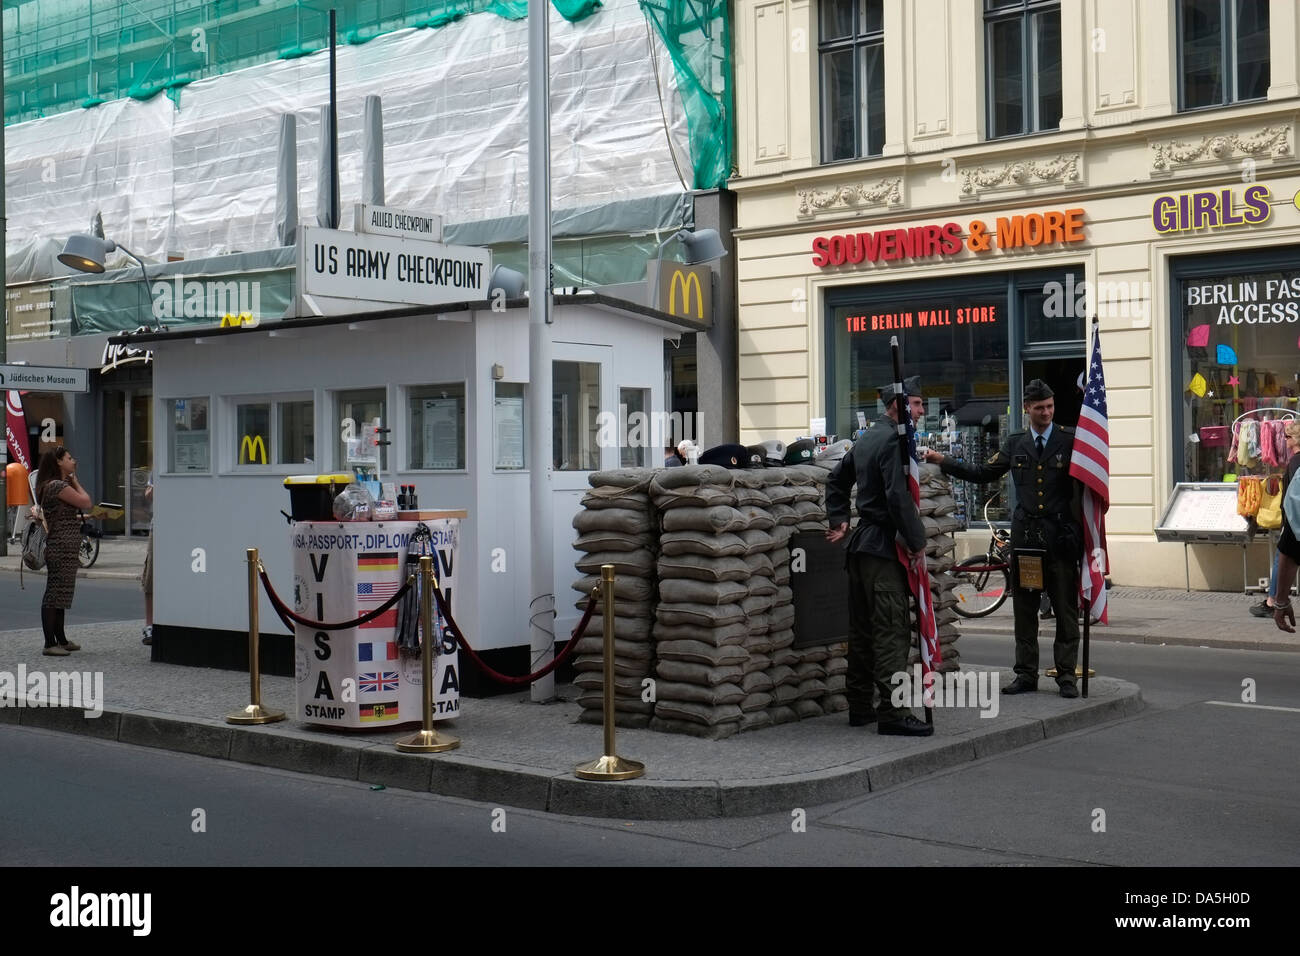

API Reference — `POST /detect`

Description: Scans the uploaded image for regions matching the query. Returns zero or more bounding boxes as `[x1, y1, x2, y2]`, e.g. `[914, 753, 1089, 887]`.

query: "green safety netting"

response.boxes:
[2, 0, 605, 120]
[637, 0, 731, 190]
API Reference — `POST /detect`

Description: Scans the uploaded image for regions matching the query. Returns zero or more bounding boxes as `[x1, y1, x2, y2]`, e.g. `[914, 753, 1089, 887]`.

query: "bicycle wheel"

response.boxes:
[951, 554, 1011, 618]
[77, 535, 100, 569]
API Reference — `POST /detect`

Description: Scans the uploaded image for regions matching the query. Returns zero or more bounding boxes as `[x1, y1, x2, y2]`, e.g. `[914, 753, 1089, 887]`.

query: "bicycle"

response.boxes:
[77, 515, 102, 569]
[951, 494, 1012, 618]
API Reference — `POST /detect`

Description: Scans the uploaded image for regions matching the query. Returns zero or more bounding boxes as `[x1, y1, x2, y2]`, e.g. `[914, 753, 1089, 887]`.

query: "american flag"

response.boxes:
[358, 581, 400, 600]
[1070, 324, 1110, 624]
[895, 403, 941, 698]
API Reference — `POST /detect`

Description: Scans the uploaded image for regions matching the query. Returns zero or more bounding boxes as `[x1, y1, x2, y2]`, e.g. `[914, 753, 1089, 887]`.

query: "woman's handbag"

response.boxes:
[1257, 475, 1284, 530]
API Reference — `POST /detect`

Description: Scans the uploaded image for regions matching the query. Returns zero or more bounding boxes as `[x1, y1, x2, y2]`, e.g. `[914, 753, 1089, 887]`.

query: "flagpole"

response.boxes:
[890, 336, 933, 726]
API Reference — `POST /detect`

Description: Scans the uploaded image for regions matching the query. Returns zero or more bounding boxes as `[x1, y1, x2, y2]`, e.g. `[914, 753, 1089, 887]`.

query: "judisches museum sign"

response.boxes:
[812, 208, 1085, 268]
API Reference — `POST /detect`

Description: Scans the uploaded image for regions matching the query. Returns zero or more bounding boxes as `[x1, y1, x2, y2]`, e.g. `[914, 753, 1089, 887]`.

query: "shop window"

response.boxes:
[1178, 0, 1269, 111]
[620, 387, 653, 468]
[336, 389, 387, 472]
[493, 382, 526, 471]
[1177, 268, 1300, 484]
[1022, 269, 1086, 344]
[553, 361, 601, 471]
[985, 0, 1061, 139]
[829, 285, 1012, 522]
[236, 403, 271, 465]
[819, 0, 885, 162]
[169, 397, 210, 473]
[407, 384, 466, 471]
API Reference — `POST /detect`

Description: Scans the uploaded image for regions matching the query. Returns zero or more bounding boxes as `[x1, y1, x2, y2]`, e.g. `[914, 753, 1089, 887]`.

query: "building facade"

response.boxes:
[731, 0, 1300, 589]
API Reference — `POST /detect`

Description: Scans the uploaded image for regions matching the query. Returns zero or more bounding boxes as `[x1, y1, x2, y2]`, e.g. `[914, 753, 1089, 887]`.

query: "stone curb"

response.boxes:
[2, 681, 1146, 819]
[957, 621, 1300, 654]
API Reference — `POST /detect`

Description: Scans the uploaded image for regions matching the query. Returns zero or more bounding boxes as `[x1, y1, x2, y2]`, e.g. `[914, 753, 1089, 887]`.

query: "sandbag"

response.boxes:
[741, 593, 774, 616]
[573, 636, 653, 660]
[573, 530, 651, 554]
[795, 660, 828, 680]
[576, 692, 655, 714]
[658, 578, 750, 606]
[572, 575, 653, 602]
[653, 620, 749, 647]
[744, 552, 775, 577]
[662, 506, 750, 534]
[739, 710, 774, 733]
[767, 705, 798, 725]
[793, 699, 824, 719]
[738, 505, 776, 530]
[577, 709, 652, 729]
[573, 596, 653, 619]
[655, 659, 745, 687]
[653, 700, 743, 727]
[580, 614, 652, 641]
[740, 691, 773, 712]
[576, 549, 655, 577]
[797, 678, 829, 700]
[656, 554, 750, 583]
[742, 652, 773, 675]
[734, 486, 772, 508]
[738, 529, 775, 555]
[581, 488, 651, 510]
[655, 602, 746, 628]
[653, 680, 745, 707]
[573, 655, 654, 678]
[741, 670, 774, 694]
[656, 640, 749, 667]
[651, 486, 739, 510]
[659, 530, 747, 558]
[821, 694, 849, 713]
[650, 465, 735, 489]
[767, 664, 799, 687]
[768, 628, 795, 650]
[572, 508, 652, 535]
[589, 469, 654, 490]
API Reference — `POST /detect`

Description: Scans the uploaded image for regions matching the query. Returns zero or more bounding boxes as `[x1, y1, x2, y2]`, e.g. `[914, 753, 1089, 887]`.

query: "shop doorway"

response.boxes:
[103, 389, 153, 535]
[1022, 356, 1085, 428]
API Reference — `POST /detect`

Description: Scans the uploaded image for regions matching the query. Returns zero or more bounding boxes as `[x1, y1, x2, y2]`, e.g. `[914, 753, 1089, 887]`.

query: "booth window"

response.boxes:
[1178, 0, 1269, 111]
[819, 0, 885, 162]
[493, 382, 526, 471]
[1176, 266, 1300, 483]
[168, 397, 210, 473]
[336, 389, 387, 471]
[553, 361, 601, 471]
[985, 0, 1061, 139]
[231, 397, 313, 468]
[279, 400, 314, 465]
[620, 388, 653, 468]
[407, 384, 466, 470]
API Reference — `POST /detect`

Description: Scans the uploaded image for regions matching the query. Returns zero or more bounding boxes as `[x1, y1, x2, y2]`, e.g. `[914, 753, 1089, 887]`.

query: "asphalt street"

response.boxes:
[0, 577, 144, 633]
[2, 634, 1296, 869]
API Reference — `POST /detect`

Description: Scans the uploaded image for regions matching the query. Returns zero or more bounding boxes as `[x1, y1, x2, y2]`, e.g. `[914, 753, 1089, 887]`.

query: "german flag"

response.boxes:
[359, 701, 399, 722]
[358, 552, 400, 571]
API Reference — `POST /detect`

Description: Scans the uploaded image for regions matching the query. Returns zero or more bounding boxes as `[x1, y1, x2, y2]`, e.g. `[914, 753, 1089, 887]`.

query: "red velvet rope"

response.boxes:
[430, 580, 599, 687]
[259, 566, 414, 630]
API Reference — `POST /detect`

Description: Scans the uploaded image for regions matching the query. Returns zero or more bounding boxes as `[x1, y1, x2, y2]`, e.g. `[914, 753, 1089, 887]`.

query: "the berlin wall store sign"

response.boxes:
[811, 207, 1086, 268]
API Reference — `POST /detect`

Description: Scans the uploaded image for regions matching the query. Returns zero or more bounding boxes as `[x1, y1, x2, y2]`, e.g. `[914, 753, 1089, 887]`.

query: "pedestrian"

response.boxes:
[1268, 420, 1300, 633]
[825, 375, 933, 736]
[6, 459, 29, 542]
[142, 472, 154, 645]
[663, 445, 685, 467]
[1251, 421, 1299, 618]
[924, 379, 1084, 698]
[34, 446, 92, 656]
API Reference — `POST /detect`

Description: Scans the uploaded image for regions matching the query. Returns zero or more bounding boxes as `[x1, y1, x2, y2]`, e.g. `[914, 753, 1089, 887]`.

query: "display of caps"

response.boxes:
[758, 438, 787, 466]
[698, 442, 753, 468]
[815, 439, 853, 463]
[783, 438, 816, 465]
[744, 445, 768, 468]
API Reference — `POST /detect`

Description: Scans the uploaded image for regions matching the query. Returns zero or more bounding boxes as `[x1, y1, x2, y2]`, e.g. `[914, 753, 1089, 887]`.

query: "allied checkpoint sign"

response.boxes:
[298, 227, 490, 308]
[291, 519, 461, 728]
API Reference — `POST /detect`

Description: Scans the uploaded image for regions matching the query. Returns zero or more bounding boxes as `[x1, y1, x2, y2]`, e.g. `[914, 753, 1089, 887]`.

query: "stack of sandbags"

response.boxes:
[915, 462, 962, 672]
[571, 468, 658, 728]
[648, 465, 751, 739]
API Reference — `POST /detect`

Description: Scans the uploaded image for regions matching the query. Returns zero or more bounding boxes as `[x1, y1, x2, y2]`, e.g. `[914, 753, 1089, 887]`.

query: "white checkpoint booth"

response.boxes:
[291, 515, 464, 728]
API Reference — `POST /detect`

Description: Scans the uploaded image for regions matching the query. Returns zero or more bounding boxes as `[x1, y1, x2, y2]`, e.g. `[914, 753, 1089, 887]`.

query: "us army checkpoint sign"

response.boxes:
[299, 227, 490, 308]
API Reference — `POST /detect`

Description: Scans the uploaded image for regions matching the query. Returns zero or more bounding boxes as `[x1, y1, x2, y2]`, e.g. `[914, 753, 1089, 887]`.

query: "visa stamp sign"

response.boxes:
[299, 227, 491, 308]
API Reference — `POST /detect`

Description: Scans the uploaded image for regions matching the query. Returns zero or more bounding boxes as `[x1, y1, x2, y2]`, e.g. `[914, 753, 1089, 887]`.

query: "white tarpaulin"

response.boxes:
[4, 0, 690, 280]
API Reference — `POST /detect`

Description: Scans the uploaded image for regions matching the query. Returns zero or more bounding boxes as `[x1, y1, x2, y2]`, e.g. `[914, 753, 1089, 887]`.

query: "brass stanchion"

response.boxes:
[396, 556, 460, 753]
[226, 548, 286, 725]
[574, 564, 644, 781]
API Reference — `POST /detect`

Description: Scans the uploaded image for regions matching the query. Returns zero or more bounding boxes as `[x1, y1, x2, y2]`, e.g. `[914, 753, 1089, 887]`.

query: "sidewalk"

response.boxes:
[0, 619, 1142, 820]
[0, 535, 146, 581]
[957, 586, 1300, 653]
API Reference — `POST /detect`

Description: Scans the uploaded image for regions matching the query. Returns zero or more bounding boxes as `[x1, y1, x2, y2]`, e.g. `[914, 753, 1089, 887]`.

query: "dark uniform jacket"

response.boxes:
[940, 426, 1085, 558]
[826, 416, 927, 559]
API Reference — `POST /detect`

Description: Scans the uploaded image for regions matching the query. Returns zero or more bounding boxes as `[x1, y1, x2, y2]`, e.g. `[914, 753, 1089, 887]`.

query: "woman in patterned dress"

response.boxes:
[35, 447, 92, 656]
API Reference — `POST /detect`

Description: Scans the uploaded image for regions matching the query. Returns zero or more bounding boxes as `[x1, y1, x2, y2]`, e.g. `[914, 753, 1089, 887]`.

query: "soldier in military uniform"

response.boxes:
[826, 375, 933, 736]
[923, 380, 1083, 698]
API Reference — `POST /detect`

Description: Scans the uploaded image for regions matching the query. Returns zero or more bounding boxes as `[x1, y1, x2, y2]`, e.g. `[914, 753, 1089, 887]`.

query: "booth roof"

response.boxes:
[106, 291, 710, 346]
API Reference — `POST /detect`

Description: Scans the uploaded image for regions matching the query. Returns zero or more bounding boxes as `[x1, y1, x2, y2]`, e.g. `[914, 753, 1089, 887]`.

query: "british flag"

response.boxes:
[1070, 324, 1110, 624]
[896, 406, 941, 697]
[358, 671, 399, 693]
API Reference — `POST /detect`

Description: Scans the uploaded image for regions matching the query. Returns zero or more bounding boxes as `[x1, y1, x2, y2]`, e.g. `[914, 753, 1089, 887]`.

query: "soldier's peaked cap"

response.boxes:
[1024, 379, 1055, 402]
[878, 375, 922, 404]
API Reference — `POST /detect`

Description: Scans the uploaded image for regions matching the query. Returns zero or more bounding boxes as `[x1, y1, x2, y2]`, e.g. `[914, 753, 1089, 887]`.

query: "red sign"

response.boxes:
[813, 209, 1085, 268]
[844, 305, 1000, 333]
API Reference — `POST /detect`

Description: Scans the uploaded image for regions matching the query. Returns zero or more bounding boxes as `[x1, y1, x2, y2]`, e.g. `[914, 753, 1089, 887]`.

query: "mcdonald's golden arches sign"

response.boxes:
[657, 262, 712, 325]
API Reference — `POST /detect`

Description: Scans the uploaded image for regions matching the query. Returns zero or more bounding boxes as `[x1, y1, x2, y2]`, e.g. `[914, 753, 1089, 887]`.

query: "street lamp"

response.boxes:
[59, 234, 161, 330]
